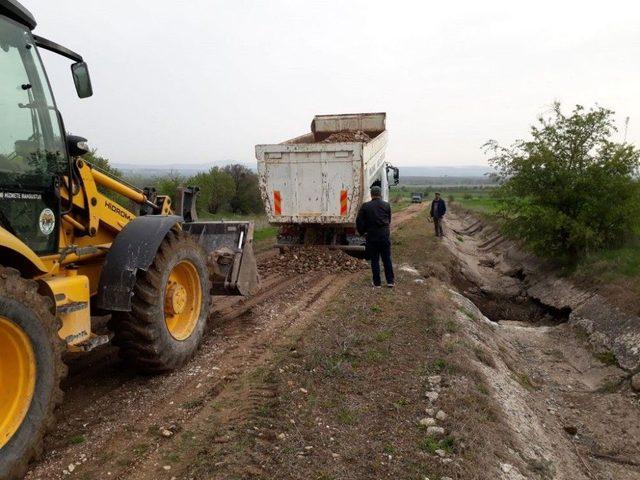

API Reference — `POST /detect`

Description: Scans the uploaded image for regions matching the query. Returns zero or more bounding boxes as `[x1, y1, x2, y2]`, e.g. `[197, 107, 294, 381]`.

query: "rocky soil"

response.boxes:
[258, 246, 368, 275]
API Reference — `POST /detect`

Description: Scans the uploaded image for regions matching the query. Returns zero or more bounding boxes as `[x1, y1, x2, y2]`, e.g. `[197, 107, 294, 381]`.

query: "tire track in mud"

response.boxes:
[26, 203, 425, 479]
[27, 272, 326, 479]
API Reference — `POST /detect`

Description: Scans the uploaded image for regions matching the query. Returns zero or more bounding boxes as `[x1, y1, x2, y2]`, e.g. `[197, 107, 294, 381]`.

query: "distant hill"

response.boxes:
[399, 176, 497, 187]
[397, 165, 494, 177]
[114, 162, 494, 179]
[114, 160, 255, 176]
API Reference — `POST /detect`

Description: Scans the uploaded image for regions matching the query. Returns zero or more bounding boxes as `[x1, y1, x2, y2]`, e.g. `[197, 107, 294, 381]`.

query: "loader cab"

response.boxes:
[0, 1, 92, 254]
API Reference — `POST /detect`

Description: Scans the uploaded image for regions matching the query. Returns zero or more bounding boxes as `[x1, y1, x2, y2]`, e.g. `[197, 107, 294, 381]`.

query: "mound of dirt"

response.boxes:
[322, 130, 371, 143]
[259, 247, 368, 275]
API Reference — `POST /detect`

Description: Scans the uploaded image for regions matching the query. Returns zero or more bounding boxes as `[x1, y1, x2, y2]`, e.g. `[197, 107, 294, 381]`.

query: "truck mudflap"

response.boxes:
[183, 221, 259, 296]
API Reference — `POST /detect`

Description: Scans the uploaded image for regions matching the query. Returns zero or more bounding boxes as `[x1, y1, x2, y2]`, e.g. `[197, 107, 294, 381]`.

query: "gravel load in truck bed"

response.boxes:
[321, 130, 372, 143]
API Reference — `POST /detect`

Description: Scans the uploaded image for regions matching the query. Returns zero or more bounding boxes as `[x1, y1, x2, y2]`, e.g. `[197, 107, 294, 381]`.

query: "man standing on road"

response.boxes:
[356, 186, 395, 288]
[430, 192, 446, 237]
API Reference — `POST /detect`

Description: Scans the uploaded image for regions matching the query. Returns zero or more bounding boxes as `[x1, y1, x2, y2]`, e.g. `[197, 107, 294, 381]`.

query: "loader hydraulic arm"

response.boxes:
[60, 158, 172, 243]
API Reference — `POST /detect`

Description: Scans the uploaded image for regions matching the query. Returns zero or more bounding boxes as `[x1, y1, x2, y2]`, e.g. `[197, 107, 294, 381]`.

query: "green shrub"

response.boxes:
[485, 103, 640, 262]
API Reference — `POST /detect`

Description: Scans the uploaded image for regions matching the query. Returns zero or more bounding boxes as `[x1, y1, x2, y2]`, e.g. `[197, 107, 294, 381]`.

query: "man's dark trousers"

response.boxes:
[367, 237, 394, 286]
[434, 217, 444, 237]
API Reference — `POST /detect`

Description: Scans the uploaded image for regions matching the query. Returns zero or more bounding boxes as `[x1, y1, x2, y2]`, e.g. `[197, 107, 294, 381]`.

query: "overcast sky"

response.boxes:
[29, 0, 640, 167]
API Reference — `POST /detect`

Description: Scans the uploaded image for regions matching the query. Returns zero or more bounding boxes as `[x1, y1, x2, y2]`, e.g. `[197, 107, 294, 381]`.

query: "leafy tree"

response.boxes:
[188, 167, 235, 214]
[485, 103, 640, 261]
[82, 149, 122, 178]
[222, 164, 263, 214]
[155, 172, 185, 205]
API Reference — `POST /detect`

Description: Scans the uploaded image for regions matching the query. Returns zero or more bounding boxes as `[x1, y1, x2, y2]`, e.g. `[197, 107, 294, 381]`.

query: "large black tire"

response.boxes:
[0, 267, 67, 480]
[110, 231, 211, 373]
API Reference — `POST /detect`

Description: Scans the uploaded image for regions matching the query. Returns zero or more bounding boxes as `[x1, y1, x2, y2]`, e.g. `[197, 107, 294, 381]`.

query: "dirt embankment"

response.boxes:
[439, 209, 640, 479]
[446, 209, 640, 374]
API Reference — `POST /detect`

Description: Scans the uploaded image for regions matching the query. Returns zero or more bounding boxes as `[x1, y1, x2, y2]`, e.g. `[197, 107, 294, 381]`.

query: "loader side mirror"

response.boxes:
[71, 62, 93, 98]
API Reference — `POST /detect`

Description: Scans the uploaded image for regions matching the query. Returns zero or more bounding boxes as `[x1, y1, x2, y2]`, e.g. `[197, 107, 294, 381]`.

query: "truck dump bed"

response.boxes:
[255, 113, 388, 225]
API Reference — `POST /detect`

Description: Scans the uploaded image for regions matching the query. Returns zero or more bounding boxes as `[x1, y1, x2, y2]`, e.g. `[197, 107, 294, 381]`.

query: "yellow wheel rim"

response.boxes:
[164, 261, 202, 341]
[0, 316, 36, 449]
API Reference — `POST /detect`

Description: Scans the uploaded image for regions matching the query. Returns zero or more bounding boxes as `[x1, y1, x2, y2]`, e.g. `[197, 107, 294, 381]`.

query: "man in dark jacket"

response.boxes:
[356, 186, 395, 288]
[430, 192, 446, 237]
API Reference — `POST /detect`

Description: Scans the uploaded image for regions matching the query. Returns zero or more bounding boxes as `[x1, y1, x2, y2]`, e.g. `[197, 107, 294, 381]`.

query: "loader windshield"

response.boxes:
[0, 17, 64, 254]
[0, 17, 66, 189]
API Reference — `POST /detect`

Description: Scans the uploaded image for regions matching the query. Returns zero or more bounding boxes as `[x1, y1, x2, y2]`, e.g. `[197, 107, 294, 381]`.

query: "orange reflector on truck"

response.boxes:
[274, 190, 282, 215]
[340, 190, 348, 216]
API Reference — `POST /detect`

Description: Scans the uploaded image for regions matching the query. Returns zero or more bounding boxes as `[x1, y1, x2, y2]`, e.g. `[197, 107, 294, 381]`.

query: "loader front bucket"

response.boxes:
[183, 221, 260, 296]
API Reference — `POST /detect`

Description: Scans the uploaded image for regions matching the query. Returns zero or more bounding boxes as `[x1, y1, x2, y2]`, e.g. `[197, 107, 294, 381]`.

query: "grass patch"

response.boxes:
[132, 443, 150, 456]
[382, 443, 396, 454]
[599, 379, 619, 393]
[595, 350, 618, 366]
[477, 383, 490, 395]
[254, 226, 278, 241]
[256, 401, 277, 417]
[374, 329, 393, 342]
[392, 397, 410, 411]
[69, 435, 86, 445]
[363, 347, 390, 363]
[419, 435, 455, 454]
[336, 407, 359, 426]
[181, 398, 204, 410]
[575, 241, 640, 279]
[430, 358, 448, 373]
[163, 452, 181, 464]
[513, 372, 536, 391]
[473, 346, 496, 368]
[444, 188, 500, 215]
[445, 319, 459, 333]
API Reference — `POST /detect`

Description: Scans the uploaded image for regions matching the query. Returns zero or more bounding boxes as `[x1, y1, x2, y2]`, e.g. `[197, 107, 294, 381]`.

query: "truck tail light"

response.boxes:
[274, 191, 282, 215]
[340, 190, 348, 216]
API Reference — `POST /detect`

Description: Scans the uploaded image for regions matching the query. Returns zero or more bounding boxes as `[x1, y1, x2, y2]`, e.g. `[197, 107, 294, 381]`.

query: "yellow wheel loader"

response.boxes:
[0, 2, 259, 478]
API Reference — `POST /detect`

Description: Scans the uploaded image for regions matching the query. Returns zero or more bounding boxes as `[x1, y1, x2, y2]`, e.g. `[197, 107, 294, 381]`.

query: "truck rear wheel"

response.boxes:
[111, 231, 211, 373]
[0, 267, 66, 480]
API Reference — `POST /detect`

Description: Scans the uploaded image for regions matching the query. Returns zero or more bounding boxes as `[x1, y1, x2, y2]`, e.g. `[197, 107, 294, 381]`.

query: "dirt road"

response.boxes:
[25, 204, 426, 480]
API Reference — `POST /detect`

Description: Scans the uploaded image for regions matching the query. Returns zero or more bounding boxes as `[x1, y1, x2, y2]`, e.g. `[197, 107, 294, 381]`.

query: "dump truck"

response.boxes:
[0, 2, 259, 478]
[255, 113, 399, 255]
